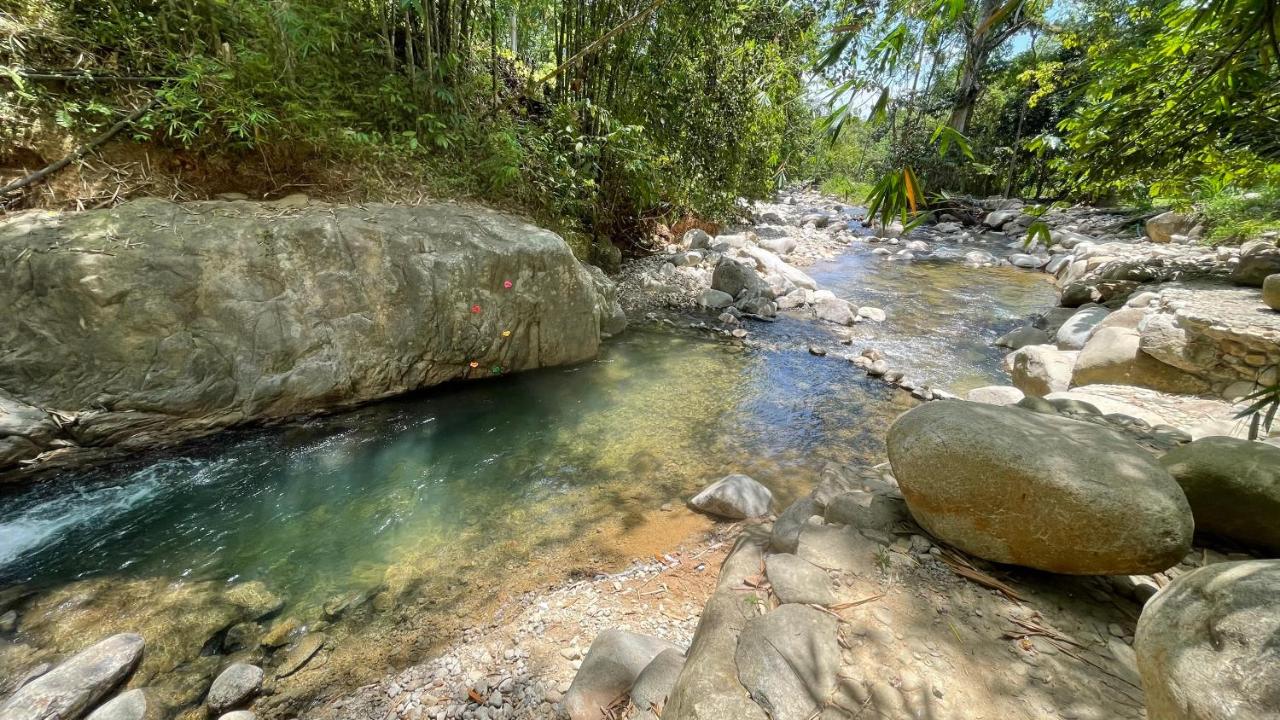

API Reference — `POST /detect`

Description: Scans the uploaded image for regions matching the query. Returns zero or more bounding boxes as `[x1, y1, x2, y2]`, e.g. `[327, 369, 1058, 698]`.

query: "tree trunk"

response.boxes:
[490, 0, 498, 103]
[405, 10, 417, 87]
[948, 39, 988, 134]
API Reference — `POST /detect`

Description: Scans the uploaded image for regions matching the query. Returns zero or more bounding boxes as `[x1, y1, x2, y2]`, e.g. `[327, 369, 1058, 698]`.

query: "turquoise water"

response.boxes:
[0, 231, 1055, 700]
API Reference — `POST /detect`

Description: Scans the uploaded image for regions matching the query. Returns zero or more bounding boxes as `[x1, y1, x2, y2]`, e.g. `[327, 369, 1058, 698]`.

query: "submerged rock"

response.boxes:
[1136, 560, 1280, 720]
[0, 633, 144, 720]
[275, 633, 326, 678]
[563, 630, 678, 720]
[84, 689, 160, 720]
[0, 199, 622, 473]
[886, 401, 1192, 574]
[688, 474, 772, 519]
[1159, 437, 1280, 553]
[994, 326, 1049, 350]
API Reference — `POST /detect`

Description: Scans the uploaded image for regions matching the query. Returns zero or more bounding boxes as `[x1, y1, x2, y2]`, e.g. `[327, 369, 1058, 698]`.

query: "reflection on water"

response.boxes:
[0, 233, 1054, 698]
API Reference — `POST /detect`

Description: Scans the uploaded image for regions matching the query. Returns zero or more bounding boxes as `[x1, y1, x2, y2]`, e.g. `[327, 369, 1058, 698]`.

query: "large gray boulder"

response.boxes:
[813, 296, 856, 325]
[1230, 239, 1280, 287]
[688, 474, 772, 519]
[739, 245, 817, 291]
[711, 257, 772, 300]
[0, 633, 145, 720]
[1072, 327, 1210, 395]
[1159, 438, 1280, 554]
[1136, 560, 1280, 719]
[0, 199, 622, 474]
[886, 401, 1193, 574]
[563, 630, 679, 720]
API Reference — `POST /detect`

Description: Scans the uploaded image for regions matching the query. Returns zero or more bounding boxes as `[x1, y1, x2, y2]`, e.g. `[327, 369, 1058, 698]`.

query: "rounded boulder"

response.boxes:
[886, 401, 1193, 574]
[1159, 437, 1280, 554]
[1136, 560, 1280, 719]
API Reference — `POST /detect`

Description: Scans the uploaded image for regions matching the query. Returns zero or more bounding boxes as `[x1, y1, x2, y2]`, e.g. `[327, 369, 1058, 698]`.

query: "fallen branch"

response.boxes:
[938, 546, 1026, 602]
[0, 96, 159, 197]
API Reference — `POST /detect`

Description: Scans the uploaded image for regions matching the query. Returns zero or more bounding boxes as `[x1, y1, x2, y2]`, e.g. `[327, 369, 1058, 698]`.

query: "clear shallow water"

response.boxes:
[0, 331, 892, 599]
[0, 231, 1055, 697]
[809, 234, 1057, 392]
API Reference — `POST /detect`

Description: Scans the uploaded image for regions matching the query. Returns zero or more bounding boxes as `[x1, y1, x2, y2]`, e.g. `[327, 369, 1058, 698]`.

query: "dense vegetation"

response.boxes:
[0, 0, 816, 262]
[813, 0, 1280, 241]
[1, 0, 1277, 255]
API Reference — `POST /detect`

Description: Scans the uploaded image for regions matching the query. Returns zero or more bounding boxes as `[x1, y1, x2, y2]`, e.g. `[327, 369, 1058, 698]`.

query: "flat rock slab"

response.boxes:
[734, 604, 839, 720]
[276, 633, 326, 678]
[663, 535, 770, 720]
[764, 554, 837, 606]
[0, 633, 144, 720]
[796, 524, 881, 577]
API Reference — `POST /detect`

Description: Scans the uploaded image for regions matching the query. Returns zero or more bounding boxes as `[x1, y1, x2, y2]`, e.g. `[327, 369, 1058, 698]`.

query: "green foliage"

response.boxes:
[1, 0, 817, 257]
[1058, 0, 1280, 197]
[1197, 183, 1280, 244]
[866, 166, 926, 230]
[1236, 364, 1280, 441]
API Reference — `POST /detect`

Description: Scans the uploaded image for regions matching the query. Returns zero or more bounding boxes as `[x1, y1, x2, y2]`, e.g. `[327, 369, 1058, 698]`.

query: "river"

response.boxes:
[0, 227, 1055, 710]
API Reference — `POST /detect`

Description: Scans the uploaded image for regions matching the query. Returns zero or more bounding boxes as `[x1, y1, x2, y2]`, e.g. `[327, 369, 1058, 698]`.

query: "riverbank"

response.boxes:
[547, 192, 1279, 720]
[3, 188, 1277, 720]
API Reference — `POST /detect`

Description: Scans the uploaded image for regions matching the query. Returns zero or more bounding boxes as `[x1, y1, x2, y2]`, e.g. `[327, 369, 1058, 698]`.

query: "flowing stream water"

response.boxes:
[0, 228, 1055, 705]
